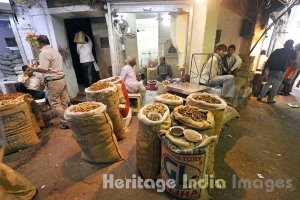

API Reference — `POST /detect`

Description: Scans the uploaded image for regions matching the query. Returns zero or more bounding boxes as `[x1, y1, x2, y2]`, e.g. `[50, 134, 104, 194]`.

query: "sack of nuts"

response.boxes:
[172, 105, 215, 131]
[186, 93, 227, 110]
[154, 93, 183, 111]
[85, 81, 125, 140]
[186, 93, 227, 176]
[137, 103, 171, 179]
[65, 102, 123, 163]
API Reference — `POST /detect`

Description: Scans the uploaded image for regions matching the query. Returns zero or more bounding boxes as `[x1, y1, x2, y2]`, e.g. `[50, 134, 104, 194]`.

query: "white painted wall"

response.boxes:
[50, 15, 79, 98]
[12, 3, 79, 97]
[217, 5, 243, 53]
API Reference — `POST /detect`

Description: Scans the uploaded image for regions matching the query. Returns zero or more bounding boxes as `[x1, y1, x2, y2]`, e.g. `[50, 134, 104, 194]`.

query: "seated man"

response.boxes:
[157, 57, 172, 82]
[15, 65, 45, 100]
[120, 56, 146, 94]
[226, 44, 242, 75]
[200, 44, 236, 100]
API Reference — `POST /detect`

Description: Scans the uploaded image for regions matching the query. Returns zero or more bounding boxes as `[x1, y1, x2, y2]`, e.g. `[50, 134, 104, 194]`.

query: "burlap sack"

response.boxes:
[65, 102, 123, 163]
[100, 77, 126, 104]
[159, 132, 217, 200]
[74, 31, 85, 44]
[0, 100, 40, 155]
[186, 92, 227, 176]
[85, 84, 125, 140]
[137, 103, 171, 179]
[154, 93, 183, 111]
[0, 93, 43, 134]
[222, 105, 240, 125]
[0, 148, 37, 200]
[172, 105, 215, 130]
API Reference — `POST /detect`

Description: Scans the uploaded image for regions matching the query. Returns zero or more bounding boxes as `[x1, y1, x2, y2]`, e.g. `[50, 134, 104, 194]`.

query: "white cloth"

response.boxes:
[77, 35, 95, 63]
[120, 64, 138, 83]
[227, 53, 242, 71]
[17, 74, 42, 91]
[200, 53, 222, 84]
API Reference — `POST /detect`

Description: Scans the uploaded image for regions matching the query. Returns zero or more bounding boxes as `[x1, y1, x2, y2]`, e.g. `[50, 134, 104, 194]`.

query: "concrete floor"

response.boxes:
[3, 87, 300, 200]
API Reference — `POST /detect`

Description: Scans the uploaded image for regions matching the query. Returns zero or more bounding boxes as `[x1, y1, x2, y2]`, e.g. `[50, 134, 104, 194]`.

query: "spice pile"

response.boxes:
[178, 105, 207, 122]
[192, 94, 221, 104]
[159, 94, 180, 101]
[70, 102, 102, 113]
[143, 103, 167, 116]
[88, 81, 113, 91]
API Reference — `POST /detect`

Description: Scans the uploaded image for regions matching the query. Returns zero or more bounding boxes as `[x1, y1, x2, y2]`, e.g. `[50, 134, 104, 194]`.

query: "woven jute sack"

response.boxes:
[85, 83, 125, 140]
[137, 103, 171, 179]
[65, 102, 123, 163]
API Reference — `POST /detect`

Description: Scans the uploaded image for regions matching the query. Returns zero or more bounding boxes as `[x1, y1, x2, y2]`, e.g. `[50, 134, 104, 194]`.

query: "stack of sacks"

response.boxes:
[34, 98, 56, 122]
[0, 53, 23, 78]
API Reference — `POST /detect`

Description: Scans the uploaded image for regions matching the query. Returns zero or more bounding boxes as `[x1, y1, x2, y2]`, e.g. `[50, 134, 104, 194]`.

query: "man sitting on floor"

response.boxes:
[15, 65, 45, 100]
[200, 44, 236, 101]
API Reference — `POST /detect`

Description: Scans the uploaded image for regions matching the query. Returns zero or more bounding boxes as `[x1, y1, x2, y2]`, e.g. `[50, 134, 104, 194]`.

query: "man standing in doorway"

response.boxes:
[77, 33, 95, 86]
[157, 57, 172, 82]
[257, 39, 297, 104]
[28, 35, 69, 129]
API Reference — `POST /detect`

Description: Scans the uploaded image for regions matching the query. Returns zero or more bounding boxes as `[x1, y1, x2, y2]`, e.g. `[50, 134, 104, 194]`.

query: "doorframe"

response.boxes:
[107, 1, 192, 76]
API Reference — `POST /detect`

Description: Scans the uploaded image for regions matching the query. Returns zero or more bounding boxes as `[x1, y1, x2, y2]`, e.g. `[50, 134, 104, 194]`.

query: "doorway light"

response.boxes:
[195, 0, 206, 4]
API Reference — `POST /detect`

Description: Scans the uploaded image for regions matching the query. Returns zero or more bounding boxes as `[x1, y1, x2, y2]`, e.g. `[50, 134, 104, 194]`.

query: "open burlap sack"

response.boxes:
[65, 102, 123, 163]
[172, 105, 215, 131]
[159, 131, 217, 200]
[137, 103, 171, 179]
[0, 93, 43, 134]
[186, 92, 227, 176]
[85, 83, 125, 140]
[154, 93, 183, 111]
[0, 99, 40, 155]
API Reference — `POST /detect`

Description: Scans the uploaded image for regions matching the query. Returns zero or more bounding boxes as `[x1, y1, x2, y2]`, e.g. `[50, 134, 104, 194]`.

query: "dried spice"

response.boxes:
[0, 93, 24, 101]
[178, 105, 207, 122]
[147, 113, 162, 121]
[193, 94, 221, 104]
[70, 102, 101, 112]
[88, 81, 113, 91]
[143, 103, 167, 116]
[160, 94, 180, 101]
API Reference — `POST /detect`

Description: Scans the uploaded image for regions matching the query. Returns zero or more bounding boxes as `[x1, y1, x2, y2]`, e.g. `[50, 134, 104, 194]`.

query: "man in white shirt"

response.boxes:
[77, 34, 95, 86]
[120, 56, 146, 93]
[200, 44, 236, 99]
[226, 45, 242, 75]
[15, 65, 45, 100]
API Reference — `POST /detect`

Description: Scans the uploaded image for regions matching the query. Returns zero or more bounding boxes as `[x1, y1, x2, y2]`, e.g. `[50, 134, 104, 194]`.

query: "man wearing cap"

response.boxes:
[120, 56, 146, 93]
[257, 39, 297, 104]
[28, 35, 69, 129]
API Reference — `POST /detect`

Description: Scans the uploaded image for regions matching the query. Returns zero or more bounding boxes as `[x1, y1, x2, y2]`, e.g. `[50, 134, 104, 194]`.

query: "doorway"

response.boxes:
[64, 18, 99, 86]
[136, 14, 159, 67]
